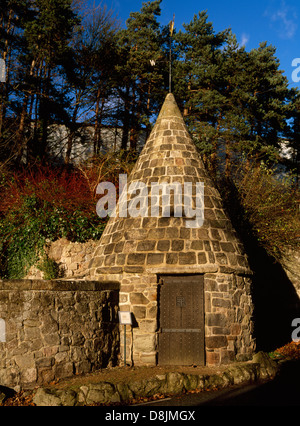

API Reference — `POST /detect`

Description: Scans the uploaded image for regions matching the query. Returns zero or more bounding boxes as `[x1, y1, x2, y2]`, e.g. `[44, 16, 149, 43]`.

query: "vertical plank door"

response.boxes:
[158, 275, 205, 366]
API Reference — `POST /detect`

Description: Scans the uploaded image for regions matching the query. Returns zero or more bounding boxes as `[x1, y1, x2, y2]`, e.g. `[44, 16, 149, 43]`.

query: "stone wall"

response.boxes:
[281, 249, 300, 298]
[203, 273, 254, 365]
[0, 280, 119, 390]
[26, 239, 97, 280]
[86, 93, 256, 367]
[94, 270, 255, 367]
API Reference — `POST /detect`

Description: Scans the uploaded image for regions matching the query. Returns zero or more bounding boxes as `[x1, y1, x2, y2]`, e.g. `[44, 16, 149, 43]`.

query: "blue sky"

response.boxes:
[95, 0, 300, 89]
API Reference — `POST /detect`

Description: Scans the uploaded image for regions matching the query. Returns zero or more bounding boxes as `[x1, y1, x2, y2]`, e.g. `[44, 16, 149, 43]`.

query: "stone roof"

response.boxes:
[88, 93, 251, 278]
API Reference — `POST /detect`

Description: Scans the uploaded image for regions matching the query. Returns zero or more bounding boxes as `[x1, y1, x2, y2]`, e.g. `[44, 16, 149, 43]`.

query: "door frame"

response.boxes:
[157, 274, 205, 366]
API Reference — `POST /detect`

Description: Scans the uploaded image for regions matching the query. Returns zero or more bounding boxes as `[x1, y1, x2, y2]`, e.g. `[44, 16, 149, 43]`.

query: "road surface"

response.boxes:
[137, 360, 300, 406]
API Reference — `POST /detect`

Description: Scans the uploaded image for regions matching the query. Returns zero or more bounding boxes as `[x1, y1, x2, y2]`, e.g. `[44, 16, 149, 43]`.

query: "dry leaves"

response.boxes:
[0, 391, 35, 406]
[273, 341, 300, 360]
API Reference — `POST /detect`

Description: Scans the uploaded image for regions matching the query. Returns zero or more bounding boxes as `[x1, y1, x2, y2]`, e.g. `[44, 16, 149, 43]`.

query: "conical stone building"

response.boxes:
[87, 93, 255, 366]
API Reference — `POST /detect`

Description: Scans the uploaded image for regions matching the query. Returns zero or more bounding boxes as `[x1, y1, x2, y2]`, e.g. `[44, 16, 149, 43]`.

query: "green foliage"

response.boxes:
[0, 0, 299, 278]
[0, 167, 107, 279]
[0, 152, 137, 279]
[37, 255, 61, 280]
[113, 0, 169, 149]
[0, 0, 299, 170]
[173, 13, 294, 173]
[218, 160, 300, 261]
[0, 195, 47, 279]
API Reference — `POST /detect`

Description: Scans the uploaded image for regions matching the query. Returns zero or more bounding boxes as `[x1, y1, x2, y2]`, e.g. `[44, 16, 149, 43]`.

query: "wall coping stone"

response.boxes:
[0, 279, 120, 291]
[145, 265, 252, 276]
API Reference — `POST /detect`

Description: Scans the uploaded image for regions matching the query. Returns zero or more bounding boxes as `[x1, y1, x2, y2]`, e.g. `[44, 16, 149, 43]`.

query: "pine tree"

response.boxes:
[173, 11, 229, 172]
[285, 89, 300, 184]
[214, 31, 251, 177]
[173, 12, 295, 175]
[113, 0, 168, 151]
[240, 42, 292, 161]
[0, 0, 33, 164]
[22, 0, 79, 162]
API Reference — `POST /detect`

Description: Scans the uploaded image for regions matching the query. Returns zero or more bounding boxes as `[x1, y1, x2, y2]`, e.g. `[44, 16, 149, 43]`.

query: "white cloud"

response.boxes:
[265, 1, 298, 39]
[240, 33, 249, 47]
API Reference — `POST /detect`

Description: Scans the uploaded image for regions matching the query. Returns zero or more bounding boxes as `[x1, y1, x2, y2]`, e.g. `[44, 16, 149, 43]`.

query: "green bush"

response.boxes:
[37, 255, 61, 280]
[218, 161, 300, 261]
[0, 166, 108, 279]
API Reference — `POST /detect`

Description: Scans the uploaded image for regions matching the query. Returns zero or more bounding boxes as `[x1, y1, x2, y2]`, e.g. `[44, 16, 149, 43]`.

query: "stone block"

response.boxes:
[198, 228, 209, 239]
[180, 228, 190, 239]
[146, 305, 157, 319]
[179, 252, 196, 265]
[165, 227, 179, 238]
[157, 217, 169, 227]
[157, 240, 170, 251]
[130, 293, 149, 305]
[215, 253, 228, 265]
[146, 253, 164, 265]
[39, 368, 55, 385]
[139, 352, 157, 365]
[167, 166, 183, 175]
[104, 244, 115, 255]
[212, 298, 231, 309]
[24, 327, 42, 340]
[138, 320, 157, 333]
[43, 333, 61, 346]
[191, 241, 204, 250]
[212, 327, 230, 335]
[166, 253, 178, 264]
[14, 354, 35, 369]
[132, 306, 146, 319]
[104, 254, 116, 266]
[206, 336, 228, 349]
[124, 266, 144, 273]
[116, 254, 126, 265]
[231, 324, 242, 336]
[142, 217, 158, 228]
[75, 360, 92, 375]
[220, 242, 235, 253]
[127, 253, 146, 265]
[153, 167, 166, 176]
[33, 388, 62, 406]
[137, 241, 156, 251]
[237, 255, 247, 267]
[134, 334, 156, 353]
[36, 357, 55, 368]
[197, 253, 207, 264]
[171, 240, 184, 251]
[114, 242, 125, 253]
[54, 362, 74, 379]
[206, 313, 226, 327]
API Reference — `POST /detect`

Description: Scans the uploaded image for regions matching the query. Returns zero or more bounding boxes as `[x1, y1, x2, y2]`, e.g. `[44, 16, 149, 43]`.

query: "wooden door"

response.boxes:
[158, 275, 205, 366]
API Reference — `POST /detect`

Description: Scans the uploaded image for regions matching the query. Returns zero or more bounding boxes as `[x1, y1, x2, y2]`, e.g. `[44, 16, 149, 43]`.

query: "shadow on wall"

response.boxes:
[100, 289, 121, 368]
[221, 180, 300, 352]
[248, 241, 300, 352]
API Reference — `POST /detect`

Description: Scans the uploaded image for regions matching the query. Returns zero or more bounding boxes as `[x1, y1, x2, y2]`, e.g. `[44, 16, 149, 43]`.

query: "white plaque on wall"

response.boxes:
[118, 311, 132, 325]
[0, 319, 6, 342]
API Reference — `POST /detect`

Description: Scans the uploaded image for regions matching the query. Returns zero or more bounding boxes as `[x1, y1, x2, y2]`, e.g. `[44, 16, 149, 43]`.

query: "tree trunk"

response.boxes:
[0, 8, 14, 138]
[16, 59, 37, 163]
[65, 106, 79, 165]
[121, 89, 131, 151]
[40, 65, 52, 161]
[225, 139, 231, 179]
[65, 130, 74, 165]
[93, 87, 105, 155]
